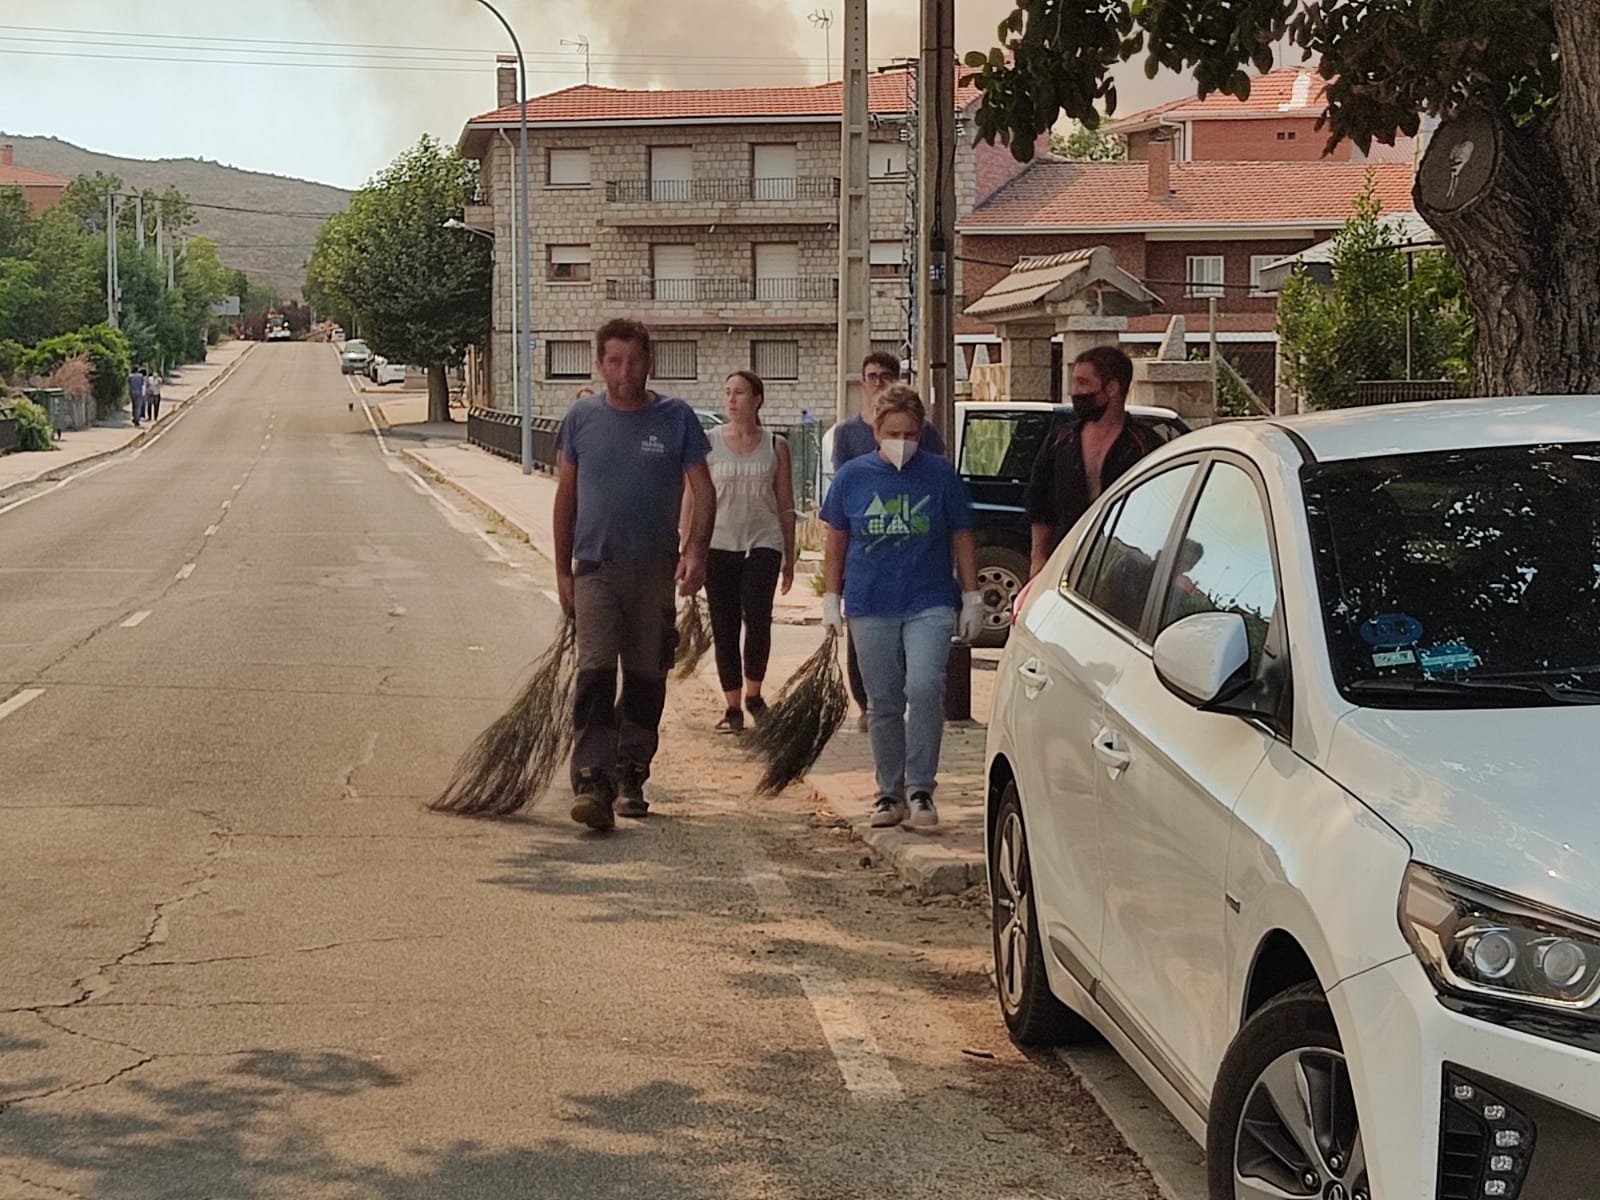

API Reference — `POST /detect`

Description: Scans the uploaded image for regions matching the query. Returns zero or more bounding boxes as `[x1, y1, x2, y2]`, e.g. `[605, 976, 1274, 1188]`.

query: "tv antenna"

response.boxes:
[808, 10, 834, 82]
[561, 36, 591, 85]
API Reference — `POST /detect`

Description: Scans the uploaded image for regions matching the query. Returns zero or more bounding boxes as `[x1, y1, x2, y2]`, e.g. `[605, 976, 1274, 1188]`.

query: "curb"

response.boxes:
[807, 770, 986, 897]
[0, 343, 256, 502]
[399, 447, 554, 562]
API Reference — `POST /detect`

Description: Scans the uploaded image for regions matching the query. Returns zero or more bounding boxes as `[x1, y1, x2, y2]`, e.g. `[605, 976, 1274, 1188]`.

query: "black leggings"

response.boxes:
[704, 548, 782, 694]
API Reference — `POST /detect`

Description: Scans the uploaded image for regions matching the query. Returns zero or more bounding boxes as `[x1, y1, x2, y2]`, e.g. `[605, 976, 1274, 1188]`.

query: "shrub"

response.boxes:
[9, 396, 54, 451]
[44, 354, 94, 399]
[21, 326, 132, 416]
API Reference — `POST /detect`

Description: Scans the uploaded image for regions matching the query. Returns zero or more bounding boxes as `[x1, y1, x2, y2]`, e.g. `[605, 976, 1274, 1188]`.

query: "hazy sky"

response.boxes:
[0, 0, 1201, 190]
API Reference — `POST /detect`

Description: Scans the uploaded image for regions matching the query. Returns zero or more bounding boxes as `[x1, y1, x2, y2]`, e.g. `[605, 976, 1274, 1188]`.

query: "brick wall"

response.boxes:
[1189, 117, 1353, 162]
[1142, 235, 1329, 315]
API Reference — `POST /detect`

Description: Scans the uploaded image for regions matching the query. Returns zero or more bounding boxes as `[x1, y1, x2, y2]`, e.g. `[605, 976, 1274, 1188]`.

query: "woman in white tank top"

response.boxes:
[693, 370, 796, 732]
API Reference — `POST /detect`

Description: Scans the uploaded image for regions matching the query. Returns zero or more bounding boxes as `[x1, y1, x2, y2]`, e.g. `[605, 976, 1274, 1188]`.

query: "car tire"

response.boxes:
[990, 781, 1097, 1046]
[974, 546, 1030, 649]
[1206, 983, 1368, 1200]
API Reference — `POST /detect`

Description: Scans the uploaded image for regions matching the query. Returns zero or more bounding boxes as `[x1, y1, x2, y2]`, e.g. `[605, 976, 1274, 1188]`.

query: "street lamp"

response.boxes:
[443, 219, 511, 419]
[473, 0, 535, 474]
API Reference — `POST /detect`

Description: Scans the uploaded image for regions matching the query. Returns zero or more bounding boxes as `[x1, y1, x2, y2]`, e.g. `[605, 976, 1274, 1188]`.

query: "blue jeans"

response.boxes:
[849, 606, 954, 800]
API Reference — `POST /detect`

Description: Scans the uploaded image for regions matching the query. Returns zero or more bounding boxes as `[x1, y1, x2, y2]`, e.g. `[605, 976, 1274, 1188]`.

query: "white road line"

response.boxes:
[204, 524, 219, 537]
[0, 688, 45, 723]
[175, 563, 196, 580]
[540, 589, 561, 607]
[745, 868, 905, 1101]
[355, 385, 390, 456]
[402, 467, 463, 516]
[476, 530, 513, 561]
[0, 458, 118, 518]
[121, 611, 152, 628]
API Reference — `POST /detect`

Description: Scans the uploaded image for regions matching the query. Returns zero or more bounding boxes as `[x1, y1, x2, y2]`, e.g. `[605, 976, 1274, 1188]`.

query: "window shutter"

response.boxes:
[752, 144, 798, 201]
[754, 243, 800, 300]
[751, 340, 800, 381]
[546, 341, 591, 379]
[652, 341, 698, 381]
[548, 149, 591, 187]
[650, 146, 693, 201]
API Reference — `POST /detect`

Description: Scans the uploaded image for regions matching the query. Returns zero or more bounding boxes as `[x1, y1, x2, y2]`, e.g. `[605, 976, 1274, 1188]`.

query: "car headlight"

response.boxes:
[1401, 864, 1600, 1012]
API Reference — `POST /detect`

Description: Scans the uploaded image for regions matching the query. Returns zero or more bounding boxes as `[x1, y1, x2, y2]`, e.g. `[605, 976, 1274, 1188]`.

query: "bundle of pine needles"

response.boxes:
[674, 592, 712, 680]
[430, 618, 578, 817]
[745, 627, 848, 796]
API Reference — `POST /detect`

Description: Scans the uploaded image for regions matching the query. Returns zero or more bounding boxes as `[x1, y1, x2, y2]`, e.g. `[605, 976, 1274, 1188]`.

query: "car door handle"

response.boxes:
[1017, 658, 1051, 697]
[1092, 727, 1133, 779]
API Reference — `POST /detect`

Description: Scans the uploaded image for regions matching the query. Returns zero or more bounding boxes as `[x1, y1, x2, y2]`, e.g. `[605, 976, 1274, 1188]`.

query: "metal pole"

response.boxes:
[106, 190, 116, 327]
[496, 132, 520, 425]
[835, 0, 869, 423]
[477, 0, 535, 474]
[915, 0, 955, 442]
[135, 193, 144, 251]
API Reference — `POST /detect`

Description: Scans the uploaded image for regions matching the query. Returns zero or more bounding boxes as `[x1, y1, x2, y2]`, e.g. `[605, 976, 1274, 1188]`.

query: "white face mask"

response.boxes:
[880, 437, 918, 470]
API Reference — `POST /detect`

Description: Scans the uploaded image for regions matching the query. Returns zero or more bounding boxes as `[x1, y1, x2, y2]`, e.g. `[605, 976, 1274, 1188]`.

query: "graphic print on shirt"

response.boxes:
[641, 433, 667, 456]
[864, 492, 932, 550]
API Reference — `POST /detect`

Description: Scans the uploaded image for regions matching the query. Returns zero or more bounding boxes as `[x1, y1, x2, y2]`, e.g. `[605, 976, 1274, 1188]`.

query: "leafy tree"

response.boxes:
[306, 135, 490, 421]
[1050, 121, 1127, 160]
[22, 325, 131, 414]
[0, 188, 37, 257]
[964, 0, 1598, 396]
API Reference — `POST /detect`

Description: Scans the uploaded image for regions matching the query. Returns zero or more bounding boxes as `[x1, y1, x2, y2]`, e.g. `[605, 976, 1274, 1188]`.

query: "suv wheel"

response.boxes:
[1207, 983, 1368, 1200]
[974, 546, 1029, 649]
[990, 781, 1096, 1045]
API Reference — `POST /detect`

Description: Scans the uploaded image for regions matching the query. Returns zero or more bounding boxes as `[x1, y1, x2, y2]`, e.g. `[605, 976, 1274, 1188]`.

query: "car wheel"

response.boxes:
[990, 781, 1097, 1045]
[1207, 983, 1367, 1200]
[974, 547, 1029, 649]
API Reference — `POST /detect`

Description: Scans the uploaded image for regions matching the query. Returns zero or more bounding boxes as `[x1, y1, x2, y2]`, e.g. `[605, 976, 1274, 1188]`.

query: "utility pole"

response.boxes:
[106, 189, 117, 327]
[915, 0, 956, 442]
[835, 0, 869, 423]
[135, 193, 145, 252]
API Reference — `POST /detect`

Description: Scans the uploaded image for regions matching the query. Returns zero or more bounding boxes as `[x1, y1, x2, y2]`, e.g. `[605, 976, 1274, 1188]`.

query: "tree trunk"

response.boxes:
[427, 363, 450, 424]
[1419, 0, 1600, 397]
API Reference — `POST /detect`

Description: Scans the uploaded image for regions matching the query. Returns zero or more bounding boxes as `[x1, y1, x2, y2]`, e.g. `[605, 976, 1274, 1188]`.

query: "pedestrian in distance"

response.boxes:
[553, 318, 716, 832]
[1023, 345, 1161, 580]
[820, 384, 982, 831]
[127, 365, 146, 427]
[830, 351, 948, 731]
[686, 369, 796, 734]
[145, 367, 162, 422]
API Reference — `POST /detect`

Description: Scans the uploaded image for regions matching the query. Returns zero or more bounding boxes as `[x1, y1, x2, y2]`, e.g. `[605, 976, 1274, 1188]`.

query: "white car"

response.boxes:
[369, 357, 408, 386]
[986, 396, 1600, 1200]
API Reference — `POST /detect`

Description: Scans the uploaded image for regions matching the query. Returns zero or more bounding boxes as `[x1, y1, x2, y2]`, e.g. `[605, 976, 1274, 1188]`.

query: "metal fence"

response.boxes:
[1355, 379, 1465, 406]
[605, 176, 839, 204]
[605, 276, 838, 304]
[467, 407, 562, 472]
[777, 421, 826, 511]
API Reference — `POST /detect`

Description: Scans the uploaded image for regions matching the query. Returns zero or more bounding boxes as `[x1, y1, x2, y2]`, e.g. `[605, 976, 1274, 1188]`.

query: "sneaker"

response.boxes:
[615, 763, 650, 819]
[869, 795, 909, 828]
[908, 792, 939, 827]
[744, 695, 768, 724]
[715, 707, 745, 735]
[569, 770, 616, 831]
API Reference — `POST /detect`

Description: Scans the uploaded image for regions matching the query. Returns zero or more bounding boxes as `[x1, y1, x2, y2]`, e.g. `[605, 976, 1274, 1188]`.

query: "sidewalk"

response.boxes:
[0, 340, 255, 497]
[401, 431, 992, 897]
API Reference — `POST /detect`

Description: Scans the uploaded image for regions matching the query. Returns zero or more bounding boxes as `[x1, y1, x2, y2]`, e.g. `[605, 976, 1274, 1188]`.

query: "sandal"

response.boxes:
[715, 707, 745, 734]
[744, 695, 769, 724]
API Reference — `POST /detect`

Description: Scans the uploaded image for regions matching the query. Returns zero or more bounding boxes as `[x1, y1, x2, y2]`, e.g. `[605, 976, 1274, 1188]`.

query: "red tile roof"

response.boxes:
[1104, 67, 1331, 131]
[468, 72, 978, 126]
[0, 163, 69, 187]
[959, 159, 1415, 231]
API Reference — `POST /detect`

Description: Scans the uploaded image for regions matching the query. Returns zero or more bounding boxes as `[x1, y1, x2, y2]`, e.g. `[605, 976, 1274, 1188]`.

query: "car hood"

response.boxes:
[1326, 707, 1600, 918]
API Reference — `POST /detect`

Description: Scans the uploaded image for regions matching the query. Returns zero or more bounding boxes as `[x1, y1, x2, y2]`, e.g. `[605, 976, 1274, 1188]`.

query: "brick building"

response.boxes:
[456, 66, 1045, 423]
[0, 144, 68, 215]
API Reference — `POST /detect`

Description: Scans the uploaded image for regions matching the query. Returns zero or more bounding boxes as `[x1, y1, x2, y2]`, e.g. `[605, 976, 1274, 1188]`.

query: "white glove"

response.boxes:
[822, 592, 845, 634]
[959, 590, 986, 643]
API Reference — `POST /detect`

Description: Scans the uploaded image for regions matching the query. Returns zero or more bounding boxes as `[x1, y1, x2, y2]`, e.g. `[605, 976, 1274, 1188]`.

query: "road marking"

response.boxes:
[0, 458, 117, 518]
[540, 589, 561, 607]
[205, 524, 219, 537]
[476, 530, 512, 561]
[175, 563, 196, 580]
[121, 611, 152, 628]
[402, 468, 463, 517]
[744, 868, 904, 1101]
[0, 688, 44, 723]
[355, 385, 390, 456]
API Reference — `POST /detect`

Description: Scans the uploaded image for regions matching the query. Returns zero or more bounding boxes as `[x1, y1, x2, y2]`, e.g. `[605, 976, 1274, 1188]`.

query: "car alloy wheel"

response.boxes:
[994, 807, 1031, 1013]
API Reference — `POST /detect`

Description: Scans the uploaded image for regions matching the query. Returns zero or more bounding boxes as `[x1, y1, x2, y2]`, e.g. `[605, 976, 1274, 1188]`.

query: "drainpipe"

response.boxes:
[496, 128, 521, 420]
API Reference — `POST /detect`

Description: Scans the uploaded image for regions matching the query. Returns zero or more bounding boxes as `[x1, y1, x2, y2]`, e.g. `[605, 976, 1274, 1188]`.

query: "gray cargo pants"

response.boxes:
[570, 556, 679, 792]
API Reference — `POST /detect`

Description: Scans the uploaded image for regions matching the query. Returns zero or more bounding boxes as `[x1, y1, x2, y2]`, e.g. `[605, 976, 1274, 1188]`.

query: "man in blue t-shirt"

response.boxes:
[828, 351, 947, 725]
[554, 319, 715, 831]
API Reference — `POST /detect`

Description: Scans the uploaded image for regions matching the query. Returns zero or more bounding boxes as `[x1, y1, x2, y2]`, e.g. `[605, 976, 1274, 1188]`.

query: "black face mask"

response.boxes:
[1071, 390, 1106, 422]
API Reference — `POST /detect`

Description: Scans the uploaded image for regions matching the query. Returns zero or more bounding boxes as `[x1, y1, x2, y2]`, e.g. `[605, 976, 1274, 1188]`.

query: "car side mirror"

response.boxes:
[1153, 612, 1251, 707]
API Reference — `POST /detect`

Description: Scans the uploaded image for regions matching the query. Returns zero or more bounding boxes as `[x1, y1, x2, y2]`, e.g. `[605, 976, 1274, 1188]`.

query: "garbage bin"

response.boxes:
[25, 388, 65, 436]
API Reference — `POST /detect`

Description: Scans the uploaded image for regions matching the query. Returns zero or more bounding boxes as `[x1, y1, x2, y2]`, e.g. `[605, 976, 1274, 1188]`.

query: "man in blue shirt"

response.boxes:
[555, 319, 715, 831]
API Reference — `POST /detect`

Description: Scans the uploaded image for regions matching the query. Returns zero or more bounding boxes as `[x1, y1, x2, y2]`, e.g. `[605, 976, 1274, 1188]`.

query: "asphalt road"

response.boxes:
[0, 343, 1158, 1200]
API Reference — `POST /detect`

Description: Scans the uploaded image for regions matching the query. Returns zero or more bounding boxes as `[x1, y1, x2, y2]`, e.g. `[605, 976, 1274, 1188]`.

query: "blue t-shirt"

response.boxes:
[556, 391, 711, 563]
[831, 413, 946, 470]
[820, 450, 973, 619]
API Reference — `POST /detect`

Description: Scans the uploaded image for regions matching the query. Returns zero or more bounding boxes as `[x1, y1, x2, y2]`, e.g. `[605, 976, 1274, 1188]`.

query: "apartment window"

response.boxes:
[754, 243, 800, 301]
[652, 340, 698, 381]
[547, 148, 591, 188]
[1250, 254, 1281, 297]
[652, 244, 697, 301]
[1186, 255, 1225, 298]
[869, 143, 908, 179]
[752, 143, 799, 201]
[650, 145, 693, 202]
[546, 340, 591, 379]
[869, 241, 907, 279]
[751, 340, 800, 381]
[547, 244, 592, 283]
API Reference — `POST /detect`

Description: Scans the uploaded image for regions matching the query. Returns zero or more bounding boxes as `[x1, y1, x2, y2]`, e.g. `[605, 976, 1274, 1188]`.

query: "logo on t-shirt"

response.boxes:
[863, 492, 930, 547]
[640, 434, 667, 456]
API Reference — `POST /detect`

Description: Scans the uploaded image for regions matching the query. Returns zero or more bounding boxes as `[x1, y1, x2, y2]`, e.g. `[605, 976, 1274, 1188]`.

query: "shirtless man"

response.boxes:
[1023, 346, 1160, 579]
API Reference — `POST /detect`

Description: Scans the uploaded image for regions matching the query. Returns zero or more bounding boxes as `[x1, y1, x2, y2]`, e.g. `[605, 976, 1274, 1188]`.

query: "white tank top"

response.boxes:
[707, 426, 783, 553]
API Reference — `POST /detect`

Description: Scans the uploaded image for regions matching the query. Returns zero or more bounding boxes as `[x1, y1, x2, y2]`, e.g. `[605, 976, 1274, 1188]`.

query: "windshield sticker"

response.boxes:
[1419, 642, 1481, 674]
[1372, 649, 1418, 669]
[1359, 613, 1424, 648]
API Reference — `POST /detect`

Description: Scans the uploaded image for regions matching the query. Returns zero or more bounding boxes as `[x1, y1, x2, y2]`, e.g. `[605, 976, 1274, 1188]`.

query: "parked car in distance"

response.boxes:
[369, 357, 407, 386]
[953, 400, 1188, 646]
[340, 340, 372, 374]
[987, 394, 1600, 1200]
[694, 408, 728, 430]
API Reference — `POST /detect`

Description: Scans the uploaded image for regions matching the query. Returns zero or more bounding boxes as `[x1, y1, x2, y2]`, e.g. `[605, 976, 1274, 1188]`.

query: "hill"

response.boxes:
[0, 134, 350, 299]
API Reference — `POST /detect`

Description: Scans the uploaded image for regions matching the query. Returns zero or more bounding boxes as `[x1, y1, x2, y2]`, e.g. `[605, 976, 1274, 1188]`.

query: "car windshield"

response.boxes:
[1303, 443, 1600, 706]
[345, 341, 368, 354]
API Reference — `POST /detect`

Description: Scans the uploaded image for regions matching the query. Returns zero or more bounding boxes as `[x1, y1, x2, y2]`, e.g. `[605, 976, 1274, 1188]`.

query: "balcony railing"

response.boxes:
[605, 177, 841, 204]
[607, 276, 840, 303]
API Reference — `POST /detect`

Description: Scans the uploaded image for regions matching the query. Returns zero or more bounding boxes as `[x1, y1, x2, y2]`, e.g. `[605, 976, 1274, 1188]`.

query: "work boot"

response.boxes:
[570, 769, 616, 832]
[615, 762, 650, 818]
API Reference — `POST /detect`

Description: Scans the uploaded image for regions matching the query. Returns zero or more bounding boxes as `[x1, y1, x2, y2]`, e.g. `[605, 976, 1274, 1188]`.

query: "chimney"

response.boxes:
[1, 145, 13, 167]
[1147, 134, 1171, 199]
[496, 54, 518, 110]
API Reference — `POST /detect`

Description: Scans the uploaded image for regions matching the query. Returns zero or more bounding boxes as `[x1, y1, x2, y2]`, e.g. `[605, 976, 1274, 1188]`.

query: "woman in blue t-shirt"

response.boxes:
[819, 386, 983, 829]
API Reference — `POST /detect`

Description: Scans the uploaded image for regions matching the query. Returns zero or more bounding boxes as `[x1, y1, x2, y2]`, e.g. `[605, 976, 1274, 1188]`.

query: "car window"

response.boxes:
[1159, 462, 1278, 671]
[1146, 417, 1189, 444]
[959, 412, 1052, 481]
[1075, 463, 1199, 634]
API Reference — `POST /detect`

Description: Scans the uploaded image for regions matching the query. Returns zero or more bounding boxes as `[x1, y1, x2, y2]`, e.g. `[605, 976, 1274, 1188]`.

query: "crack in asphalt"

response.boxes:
[129, 933, 445, 968]
[338, 731, 380, 801]
[0, 1055, 157, 1115]
[0, 1168, 90, 1200]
